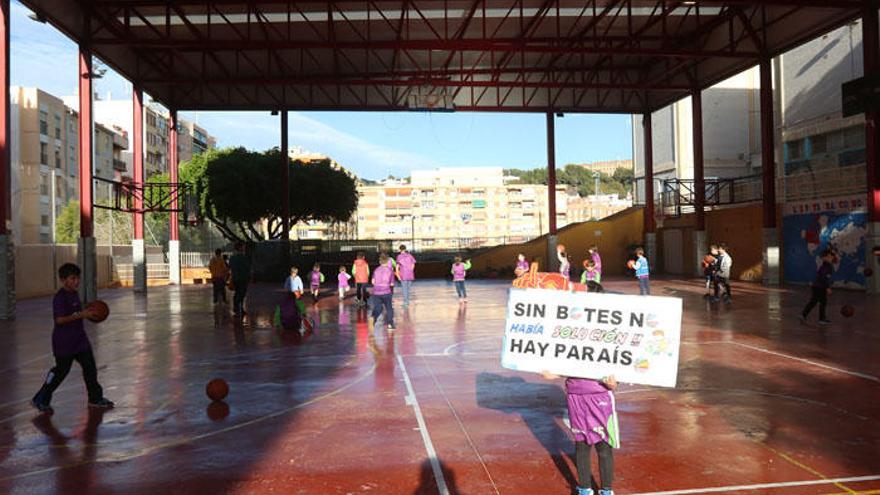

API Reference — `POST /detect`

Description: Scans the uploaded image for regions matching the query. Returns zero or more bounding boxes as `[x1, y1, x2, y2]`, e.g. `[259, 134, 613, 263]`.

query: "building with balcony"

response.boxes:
[10, 87, 127, 244]
[354, 168, 567, 250]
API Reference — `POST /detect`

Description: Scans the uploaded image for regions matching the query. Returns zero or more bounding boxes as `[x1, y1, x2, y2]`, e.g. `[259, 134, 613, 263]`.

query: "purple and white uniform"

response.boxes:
[309, 270, 324, 289]
[516, 259, 529, 273]
[338, 272, 351, 289]
[565, 377, 619, 448]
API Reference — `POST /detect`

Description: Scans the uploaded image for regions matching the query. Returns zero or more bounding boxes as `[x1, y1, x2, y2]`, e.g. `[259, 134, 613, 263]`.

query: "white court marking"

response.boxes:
[728, 341, 880, 384]
[395, 353, 450, 495]
[629, 474, 880, 495]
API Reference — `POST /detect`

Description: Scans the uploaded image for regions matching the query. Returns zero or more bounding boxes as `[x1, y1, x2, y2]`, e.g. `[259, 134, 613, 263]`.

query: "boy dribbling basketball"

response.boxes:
[32, 263, 114, 414]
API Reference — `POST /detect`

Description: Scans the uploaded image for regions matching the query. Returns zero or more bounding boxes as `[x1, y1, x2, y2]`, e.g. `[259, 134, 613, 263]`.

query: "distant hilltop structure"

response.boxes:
[576, 159, 632, 176]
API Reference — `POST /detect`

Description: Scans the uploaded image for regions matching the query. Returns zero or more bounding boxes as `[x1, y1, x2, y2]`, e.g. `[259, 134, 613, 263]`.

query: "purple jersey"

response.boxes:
[371, 265, 394, 295]
[396, 252, 417, 281]
[52, 288, 91, 357]
[338, 272, 351, 288]
[591, 252, 603, 276]
[310, 270, 323, 287]
[452, 262, 470, 281]
[516, 260, 529, 272]
[566, 377, 619, 447]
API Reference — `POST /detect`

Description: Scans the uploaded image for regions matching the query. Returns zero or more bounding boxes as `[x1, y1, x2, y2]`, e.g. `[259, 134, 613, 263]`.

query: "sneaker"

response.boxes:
[31, 399, 54, 415]
[818, 319, 831, 326]
[386, 325, 395, 331]
[88, 398, 115, 409]
[598, 490, 614, 495]
[576, 488, 594, 495]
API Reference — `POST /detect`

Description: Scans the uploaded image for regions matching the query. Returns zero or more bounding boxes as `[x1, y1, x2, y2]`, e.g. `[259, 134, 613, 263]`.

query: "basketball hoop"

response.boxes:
[407, 86, 455, 112]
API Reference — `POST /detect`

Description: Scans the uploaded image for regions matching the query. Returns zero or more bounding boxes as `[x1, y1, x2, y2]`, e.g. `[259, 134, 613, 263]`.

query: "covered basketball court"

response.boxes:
[1, 1, 879, 494]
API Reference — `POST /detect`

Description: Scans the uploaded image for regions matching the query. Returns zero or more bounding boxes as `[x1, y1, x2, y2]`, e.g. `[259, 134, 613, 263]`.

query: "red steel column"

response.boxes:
[692, 89, 707, 276]
[0, 0, 14, 319]
[643, 111, 658, 268]
[760, 57, 780, 285]
[0, 0, 7, 235]
[132, 87, 146, 292]
[864, 0, 880, 293]
[281, 111, 290, 241]
[643, 112, 655, 233]
[78, 44, 98, 302]
[168, 110, 181, 284]
[546, 112, 558, 271]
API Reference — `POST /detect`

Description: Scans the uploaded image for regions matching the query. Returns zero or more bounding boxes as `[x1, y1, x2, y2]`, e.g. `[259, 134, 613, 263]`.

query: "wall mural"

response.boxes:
[783, 195, 868, 288]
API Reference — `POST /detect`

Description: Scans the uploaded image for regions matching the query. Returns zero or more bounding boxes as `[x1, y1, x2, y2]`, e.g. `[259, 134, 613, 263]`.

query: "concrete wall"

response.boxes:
[783, 23, 863, 128]
[657, 204, 764, 282]
[471, 207, 645, 277]
[15, 244, 118, 299]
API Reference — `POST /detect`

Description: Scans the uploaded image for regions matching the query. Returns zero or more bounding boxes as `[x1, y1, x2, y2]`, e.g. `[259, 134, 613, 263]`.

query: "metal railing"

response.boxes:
[660, 175, 763, 217]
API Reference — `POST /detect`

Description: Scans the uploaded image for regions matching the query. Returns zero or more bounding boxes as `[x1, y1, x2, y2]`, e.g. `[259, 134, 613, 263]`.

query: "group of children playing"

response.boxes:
[701, 243, 734, 303]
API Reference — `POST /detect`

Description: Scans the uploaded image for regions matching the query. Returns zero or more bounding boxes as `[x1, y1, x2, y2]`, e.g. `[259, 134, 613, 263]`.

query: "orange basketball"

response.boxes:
[85, 300, 110, 323]
[702, 255, 716, 268]
[627, 260, 635, 269]
[206, 378, 229, 402]
[840, 305, 855, 318]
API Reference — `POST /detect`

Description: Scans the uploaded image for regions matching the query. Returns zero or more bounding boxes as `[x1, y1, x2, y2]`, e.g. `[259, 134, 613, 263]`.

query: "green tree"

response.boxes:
[185, 147, 359, 243]
[55, 200, 80, 244]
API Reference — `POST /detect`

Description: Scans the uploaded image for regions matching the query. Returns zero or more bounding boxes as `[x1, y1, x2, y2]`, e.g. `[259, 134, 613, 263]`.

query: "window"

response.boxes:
[41, 214, 50, 226]
[54, 115, 61, 139]
[55, 149, 61, 169]
[40, 143, 48, 165]
[39, 111, 48, 135]
[811, 134, 827, 154]
[843, 126, 864, 149]
[40, 173, 49, 195]
[787, 139, 803, 160]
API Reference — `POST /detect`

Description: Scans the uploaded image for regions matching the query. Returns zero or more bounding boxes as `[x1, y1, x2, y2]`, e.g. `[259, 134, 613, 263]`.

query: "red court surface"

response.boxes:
[0, 278, 878, 495]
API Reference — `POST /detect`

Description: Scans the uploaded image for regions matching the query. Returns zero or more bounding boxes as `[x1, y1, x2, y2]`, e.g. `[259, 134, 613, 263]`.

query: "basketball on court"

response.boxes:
[85, 300, 110, 323]
[206, 378, 229, 402]
[627, 260, 635, 269]
[840, 305, 855, 318]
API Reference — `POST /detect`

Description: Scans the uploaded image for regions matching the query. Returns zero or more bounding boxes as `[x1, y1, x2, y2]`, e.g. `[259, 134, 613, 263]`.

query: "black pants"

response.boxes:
[34, 349, 103, 404]
[356, 283, 368, 302]
[233, 282, 249, 314]
[212, 278, 227, 303]
[714, 276, 731, 299]
[802, 286, 828, 320]
[576, 441, 613, 490]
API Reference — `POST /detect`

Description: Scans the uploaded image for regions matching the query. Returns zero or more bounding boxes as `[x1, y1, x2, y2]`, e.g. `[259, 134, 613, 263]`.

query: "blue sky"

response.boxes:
[9, 0, 633, 180]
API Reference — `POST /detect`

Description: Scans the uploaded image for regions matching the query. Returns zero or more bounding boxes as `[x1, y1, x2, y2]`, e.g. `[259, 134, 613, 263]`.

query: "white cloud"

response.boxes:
[195, 111, 440, 179]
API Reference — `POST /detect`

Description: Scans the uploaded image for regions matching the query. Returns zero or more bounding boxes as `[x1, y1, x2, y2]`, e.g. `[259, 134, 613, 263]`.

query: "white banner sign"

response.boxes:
[501, 288, 683, 388]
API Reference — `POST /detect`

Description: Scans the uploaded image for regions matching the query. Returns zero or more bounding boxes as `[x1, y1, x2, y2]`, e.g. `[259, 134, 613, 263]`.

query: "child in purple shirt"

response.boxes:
[451, 256, 472, 302]
[515, 253, 529, 277]
[371, 254, 395, 330]
[32, 263, 114, 414]
[544, 372, 619, 495]
[338, 266, 352, 301]
[308, 264, 325, 301]
[396, 245, 417, 306]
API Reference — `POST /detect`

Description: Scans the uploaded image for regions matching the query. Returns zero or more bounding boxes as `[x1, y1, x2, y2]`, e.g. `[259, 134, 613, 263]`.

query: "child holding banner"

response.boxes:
[544, 372, 619, 495]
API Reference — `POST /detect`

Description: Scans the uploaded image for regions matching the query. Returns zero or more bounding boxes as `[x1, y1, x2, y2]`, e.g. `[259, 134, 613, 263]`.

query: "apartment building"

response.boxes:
[567, 193, 633, 223]
[10, 87, 127, 244]
[355, 168, 567, 250]
[577, 159, 633, 176]
[68, 97, 216, 179]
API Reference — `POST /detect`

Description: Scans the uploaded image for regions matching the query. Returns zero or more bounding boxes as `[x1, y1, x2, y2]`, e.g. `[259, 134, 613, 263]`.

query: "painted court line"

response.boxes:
[729, 342, 880, 384]
[395, 353, 450, 495]
[630, 475, 880, 495]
